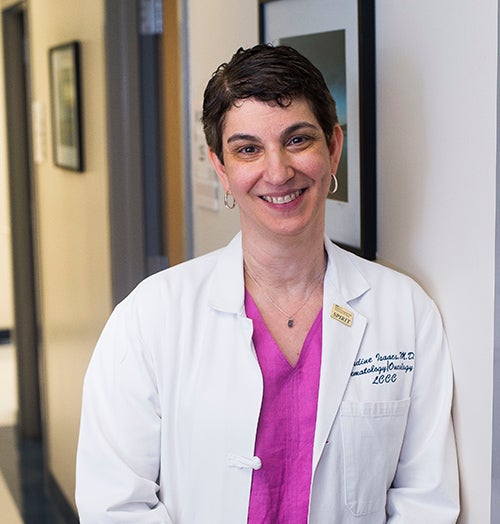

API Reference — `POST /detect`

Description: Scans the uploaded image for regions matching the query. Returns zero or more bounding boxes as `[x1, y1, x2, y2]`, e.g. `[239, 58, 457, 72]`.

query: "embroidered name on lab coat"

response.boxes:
[350, 352, 415, 385]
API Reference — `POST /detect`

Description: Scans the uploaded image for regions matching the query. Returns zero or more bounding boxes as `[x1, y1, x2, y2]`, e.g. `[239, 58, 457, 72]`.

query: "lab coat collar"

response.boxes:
[207, 231, 371, 314]
[207, 232, 246, 315]
[323, 235, 370, 303]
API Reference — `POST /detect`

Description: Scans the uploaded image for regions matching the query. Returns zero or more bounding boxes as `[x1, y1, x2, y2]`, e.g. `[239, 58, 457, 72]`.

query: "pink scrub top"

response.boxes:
[245, 291, 322, 524]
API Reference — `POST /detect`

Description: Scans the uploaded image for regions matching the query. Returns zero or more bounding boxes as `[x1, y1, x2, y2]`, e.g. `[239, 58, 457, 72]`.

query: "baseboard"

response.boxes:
[46, 473, 79, 524]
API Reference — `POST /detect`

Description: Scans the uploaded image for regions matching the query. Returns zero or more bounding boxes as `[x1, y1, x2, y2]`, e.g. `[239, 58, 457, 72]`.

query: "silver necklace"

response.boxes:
[244, 262, 324, 328]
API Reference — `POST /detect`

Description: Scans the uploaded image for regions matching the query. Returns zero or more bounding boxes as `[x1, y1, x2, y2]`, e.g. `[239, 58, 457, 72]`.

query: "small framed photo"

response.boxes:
[49, 41, 84, 172]
[260, 0, 376, 259]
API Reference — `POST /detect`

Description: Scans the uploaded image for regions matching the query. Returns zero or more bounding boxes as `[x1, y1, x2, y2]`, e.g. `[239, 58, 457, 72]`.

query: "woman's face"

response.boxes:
[209, 98, 343, 242]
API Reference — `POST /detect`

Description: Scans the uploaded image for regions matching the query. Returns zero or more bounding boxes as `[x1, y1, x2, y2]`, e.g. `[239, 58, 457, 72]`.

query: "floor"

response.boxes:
[0, 341, 68, 523]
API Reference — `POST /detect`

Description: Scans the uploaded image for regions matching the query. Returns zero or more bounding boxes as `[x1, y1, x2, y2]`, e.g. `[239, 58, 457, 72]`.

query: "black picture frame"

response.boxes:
[259, 0, 376, 260]
[49, 41, 84, 172]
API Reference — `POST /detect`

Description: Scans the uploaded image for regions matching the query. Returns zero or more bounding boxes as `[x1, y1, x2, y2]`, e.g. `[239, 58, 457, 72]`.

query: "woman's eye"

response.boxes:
[288, 135, 310, 146]
[238, 145, 258, 155]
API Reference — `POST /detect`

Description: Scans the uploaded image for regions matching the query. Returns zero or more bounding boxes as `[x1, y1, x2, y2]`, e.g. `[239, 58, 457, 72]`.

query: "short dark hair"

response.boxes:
[202, 44, 338, 163]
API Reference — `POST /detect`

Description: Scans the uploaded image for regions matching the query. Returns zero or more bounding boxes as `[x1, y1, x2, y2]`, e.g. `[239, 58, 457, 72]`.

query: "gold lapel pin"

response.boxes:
[331, 304, 354, 327]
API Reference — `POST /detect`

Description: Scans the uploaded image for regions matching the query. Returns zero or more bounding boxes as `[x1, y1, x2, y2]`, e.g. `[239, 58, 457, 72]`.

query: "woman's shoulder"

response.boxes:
[132, 245, 225, 302]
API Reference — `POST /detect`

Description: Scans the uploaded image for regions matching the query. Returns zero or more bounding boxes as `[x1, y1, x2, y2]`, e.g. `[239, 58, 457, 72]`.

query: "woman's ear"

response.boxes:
[329, 124, 344, 172]
[208, 149, 230, 192]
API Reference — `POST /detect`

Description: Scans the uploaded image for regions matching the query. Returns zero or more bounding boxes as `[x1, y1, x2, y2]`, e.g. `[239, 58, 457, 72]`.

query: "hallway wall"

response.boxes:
[26, 0, 112, 508]
[0, 1, 14, 333]
[375, 2, 497, 522]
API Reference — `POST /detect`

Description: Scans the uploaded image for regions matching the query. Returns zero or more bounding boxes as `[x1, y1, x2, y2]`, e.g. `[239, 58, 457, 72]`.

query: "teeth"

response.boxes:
[262, 189, 303, 204]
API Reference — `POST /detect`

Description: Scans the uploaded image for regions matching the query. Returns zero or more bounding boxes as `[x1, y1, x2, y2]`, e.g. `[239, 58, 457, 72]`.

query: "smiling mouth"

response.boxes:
[261, 189, 304, 205]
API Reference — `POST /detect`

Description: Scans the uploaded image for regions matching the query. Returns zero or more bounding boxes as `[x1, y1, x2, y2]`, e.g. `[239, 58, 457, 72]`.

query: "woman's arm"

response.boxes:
[76, 301, 173, 523]
[386, 301, 460, 523]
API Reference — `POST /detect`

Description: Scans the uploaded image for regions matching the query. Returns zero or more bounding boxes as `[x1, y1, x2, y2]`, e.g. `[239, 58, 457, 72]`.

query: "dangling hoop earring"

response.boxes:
[224, 191, 236, 209]
[329, 173, 338, 195]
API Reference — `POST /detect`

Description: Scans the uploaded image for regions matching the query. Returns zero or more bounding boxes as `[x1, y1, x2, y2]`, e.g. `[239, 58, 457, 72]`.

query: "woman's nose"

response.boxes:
[263, 150, 293, 185]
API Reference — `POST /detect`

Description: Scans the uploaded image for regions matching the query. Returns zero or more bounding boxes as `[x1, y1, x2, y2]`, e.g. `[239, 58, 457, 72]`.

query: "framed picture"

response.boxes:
[49, 41, 84, 172]
[259, 0, 376, 259]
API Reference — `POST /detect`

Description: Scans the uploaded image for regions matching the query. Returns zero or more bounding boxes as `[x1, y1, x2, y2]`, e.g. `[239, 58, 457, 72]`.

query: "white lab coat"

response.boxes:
[76, 233, 459, 523]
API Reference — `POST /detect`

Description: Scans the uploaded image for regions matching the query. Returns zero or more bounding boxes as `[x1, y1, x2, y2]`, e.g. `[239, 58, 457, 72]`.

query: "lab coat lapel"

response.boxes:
[312, 240, 369, 472]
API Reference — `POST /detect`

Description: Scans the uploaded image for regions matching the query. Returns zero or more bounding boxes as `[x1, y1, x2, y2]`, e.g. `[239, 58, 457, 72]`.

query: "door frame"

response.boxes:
[105, 0, 147, 305]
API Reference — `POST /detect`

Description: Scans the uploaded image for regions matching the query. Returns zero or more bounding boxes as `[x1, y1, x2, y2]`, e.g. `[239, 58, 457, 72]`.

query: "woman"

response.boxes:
[76, 45, 459, 523]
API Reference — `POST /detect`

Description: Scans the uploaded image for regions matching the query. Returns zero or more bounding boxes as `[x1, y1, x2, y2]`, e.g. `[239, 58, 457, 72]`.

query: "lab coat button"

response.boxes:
[250, 456, 262, 470]
[227, 453, 262, 470]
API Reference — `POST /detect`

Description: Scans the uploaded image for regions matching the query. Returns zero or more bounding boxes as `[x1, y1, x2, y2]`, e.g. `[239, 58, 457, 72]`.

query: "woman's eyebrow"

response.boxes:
[226, 133, 258, 144]
[281, 121, 319, 138]
[226, 122, 319, 145]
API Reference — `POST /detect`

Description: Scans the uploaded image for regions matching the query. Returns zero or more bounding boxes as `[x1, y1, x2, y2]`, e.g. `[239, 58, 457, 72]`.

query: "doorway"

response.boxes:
[2, 1, 42, 440]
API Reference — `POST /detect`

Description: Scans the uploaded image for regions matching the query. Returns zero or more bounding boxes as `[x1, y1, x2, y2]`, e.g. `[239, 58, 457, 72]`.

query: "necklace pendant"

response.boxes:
[288, 319, 294, 328]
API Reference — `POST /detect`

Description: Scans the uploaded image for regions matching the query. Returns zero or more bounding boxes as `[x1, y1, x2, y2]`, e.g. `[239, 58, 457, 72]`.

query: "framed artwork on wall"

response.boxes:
[259, 0, 376, 259]
[49, 41, 84, 172]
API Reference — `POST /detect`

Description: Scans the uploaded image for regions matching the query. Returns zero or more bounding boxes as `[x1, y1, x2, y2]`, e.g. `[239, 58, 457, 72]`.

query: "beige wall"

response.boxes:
[26, 0, 112, 507]
[0, 1, 14, 331]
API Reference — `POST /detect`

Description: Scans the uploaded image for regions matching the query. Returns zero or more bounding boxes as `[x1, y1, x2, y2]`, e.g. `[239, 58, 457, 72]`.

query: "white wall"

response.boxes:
[188, 1, 498, 522]
[376, 2, 497, 522]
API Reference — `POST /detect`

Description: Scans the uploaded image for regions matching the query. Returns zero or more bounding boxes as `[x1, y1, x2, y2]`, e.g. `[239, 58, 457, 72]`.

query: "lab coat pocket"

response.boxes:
[340, 398, 411, 516]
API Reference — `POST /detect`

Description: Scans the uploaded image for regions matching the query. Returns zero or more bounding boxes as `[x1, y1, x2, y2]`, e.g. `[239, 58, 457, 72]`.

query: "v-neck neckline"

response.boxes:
[245, 290, 322, 370]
